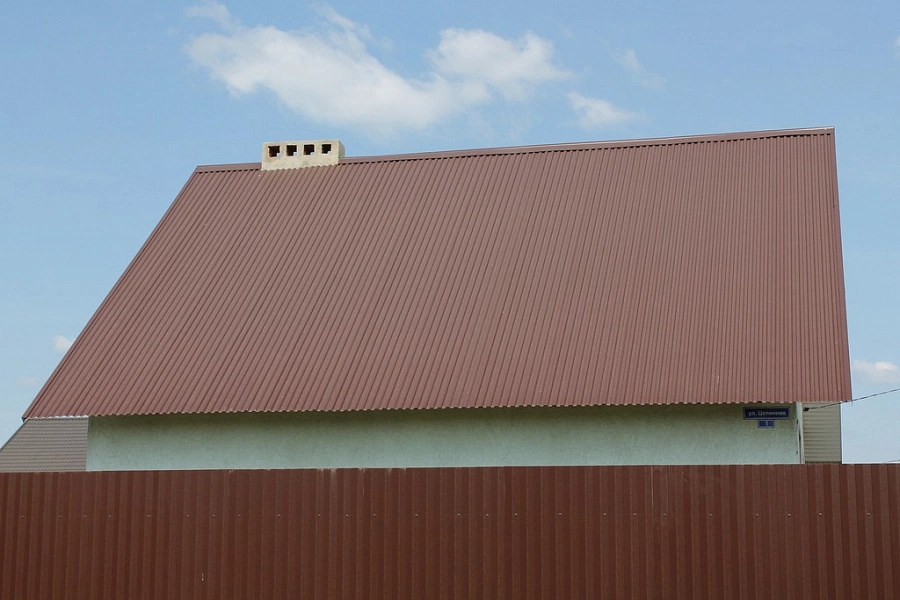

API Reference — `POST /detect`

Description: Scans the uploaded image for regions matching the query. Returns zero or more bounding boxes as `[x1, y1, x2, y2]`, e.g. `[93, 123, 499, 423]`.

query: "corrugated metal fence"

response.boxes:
[1, 465, 897, 598]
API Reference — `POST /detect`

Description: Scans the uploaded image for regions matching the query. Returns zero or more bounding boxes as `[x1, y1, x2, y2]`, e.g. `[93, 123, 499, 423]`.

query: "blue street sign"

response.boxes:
[743, 407, 790, 420]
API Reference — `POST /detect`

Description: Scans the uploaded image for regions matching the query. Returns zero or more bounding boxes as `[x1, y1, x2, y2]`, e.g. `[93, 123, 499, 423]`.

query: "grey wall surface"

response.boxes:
[87, 404, 801, 470]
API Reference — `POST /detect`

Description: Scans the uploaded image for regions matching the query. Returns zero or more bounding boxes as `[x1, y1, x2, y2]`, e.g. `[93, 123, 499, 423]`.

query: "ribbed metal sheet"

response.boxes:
[25, 128, 851, 417]
[1, 466, 896, 598]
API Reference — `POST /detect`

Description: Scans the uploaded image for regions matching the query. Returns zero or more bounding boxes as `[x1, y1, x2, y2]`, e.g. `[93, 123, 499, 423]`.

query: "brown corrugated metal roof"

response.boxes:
[24, 128, 851, 417]
[1, 465, 897, 598]
[0, 418, 87, 471]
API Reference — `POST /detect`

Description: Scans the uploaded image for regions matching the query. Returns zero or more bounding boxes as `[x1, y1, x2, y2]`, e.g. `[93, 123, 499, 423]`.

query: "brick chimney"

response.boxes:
[261, 140, 345, 171]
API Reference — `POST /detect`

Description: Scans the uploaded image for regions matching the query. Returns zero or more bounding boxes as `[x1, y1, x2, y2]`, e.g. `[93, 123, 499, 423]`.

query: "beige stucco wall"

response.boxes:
[87, 404, 801, 471]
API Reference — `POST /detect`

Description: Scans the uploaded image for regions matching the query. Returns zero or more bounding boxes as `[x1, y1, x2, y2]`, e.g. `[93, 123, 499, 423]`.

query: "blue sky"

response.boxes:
[1, 1, 898, 462]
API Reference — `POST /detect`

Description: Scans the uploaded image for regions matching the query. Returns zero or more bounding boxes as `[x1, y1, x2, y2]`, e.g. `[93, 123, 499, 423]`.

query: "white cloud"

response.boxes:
[313, 5, 373, 43]
[16, 376, 37, 388]
[185, 3, 569, 134]
[614, 48, 663, 90]
[430, 29, 569, 100]
[185, 1, 236, 31]
[852, 359, 900, 385]
[567, 92, 640, 129]
[52, 335, 73, 354]
[895, 35, 900, 58]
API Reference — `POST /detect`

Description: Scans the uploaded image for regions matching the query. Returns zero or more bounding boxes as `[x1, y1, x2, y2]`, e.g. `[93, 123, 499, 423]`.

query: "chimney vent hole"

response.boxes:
[261, 140, 343, 170]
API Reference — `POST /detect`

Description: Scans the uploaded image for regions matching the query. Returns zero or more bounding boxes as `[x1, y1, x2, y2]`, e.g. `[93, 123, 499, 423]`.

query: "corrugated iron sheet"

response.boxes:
[1, 465, 896, 598]
[25, 128, 851, 417]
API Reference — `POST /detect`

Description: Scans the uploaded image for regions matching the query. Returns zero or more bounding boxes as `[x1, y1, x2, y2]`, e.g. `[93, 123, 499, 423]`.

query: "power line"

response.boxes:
[851, 386, 900, 402]
[803, 386, 900, 411]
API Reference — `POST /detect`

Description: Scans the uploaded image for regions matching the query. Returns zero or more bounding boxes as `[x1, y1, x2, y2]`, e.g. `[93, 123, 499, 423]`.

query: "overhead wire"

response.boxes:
[802, 386, 900, 411]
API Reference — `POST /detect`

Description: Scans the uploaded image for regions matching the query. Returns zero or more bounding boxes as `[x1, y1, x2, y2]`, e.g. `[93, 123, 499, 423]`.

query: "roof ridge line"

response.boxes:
[346, 127, 834, 164]
[193, 127, 835, 172]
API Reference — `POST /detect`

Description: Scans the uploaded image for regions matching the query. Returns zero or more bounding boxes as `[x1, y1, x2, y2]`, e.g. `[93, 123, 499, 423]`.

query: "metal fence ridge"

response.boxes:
[1, 465, 897, 599]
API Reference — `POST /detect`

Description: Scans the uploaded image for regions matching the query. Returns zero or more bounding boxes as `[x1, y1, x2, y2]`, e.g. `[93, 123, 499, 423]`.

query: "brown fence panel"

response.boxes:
[1, 465, 897, 599]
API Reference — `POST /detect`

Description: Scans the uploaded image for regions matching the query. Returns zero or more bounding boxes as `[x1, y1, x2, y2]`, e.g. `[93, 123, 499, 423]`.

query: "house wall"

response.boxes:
[800, 402, 842, 463]
[87, 404, 801, 470]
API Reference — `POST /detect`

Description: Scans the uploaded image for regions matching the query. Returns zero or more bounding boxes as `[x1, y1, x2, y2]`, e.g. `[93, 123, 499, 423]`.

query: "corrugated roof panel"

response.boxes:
[0, 466, 897, 598]
[24, 128, 851, 417]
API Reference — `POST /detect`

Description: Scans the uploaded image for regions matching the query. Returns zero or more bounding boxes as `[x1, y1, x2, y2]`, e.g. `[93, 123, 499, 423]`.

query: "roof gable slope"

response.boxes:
[0, 418, 87, 471]
[25, 128, 851, 417]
